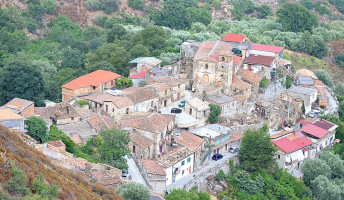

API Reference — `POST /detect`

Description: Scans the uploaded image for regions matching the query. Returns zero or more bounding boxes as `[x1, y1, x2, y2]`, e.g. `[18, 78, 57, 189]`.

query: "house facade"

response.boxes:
[193, 41, 234, 89]
[146, 82, 173, 109]
[185, 97, 210, 119]
[129, 133, 154, 160]
[148, 77, 187, 101]
[287, 86, 317, 115]
[123, 87, 159, 113]
[236, 68, 262, 97]
[243, 55, 276, 79]
[139, 159, 167, 194]
[1, 98, 34, 117]
[248, 43, 284, 59]
[62, 70, 121, 102]
[0, 109, 25, 131]
[129, 57, 162, 77]
[207, 94, 237, 115]
[103, 96, 135, 122]
[232, 76, 252, 97]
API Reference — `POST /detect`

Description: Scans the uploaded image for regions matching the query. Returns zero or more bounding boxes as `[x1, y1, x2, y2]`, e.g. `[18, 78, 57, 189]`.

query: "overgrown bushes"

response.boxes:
[85, 0, 119, 14]
[128, 0, 144, 10]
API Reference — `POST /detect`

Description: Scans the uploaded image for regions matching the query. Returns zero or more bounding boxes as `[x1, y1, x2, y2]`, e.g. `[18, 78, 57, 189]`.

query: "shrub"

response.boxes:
[6, 166, 30, 197]
[216, 170, 226, 181]
[259, 78, 270, 87]
[25, 116, 48, 143]
[336, 52, 344, 68]
[76, 99, 91, 108]
[116, 77, 133, 89]
[41, 0, 57, 14]
[208, 104, 221, 123]
[212, 0, 221, 10]
[335, 83, 344, 96]
[32, 174, 59, 199]
[116, 182, 150, 200]
[85, 0, 119, 14]
[85, 0, 102, 11]
[285, 75, 292, 89]
[315, 69, 334, 87]
[128, 0, 144, 10]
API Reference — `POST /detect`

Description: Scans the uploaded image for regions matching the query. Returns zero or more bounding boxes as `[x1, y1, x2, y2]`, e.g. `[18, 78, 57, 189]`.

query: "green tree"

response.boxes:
[128, 0, 144, 10]
[187, 7, 212, 27]
[239, 128, 276, 171]
[301, 0, 314, 9]
[6, 166, 30, 197]
[32, 174, 59, 199]
[285, 75, 292, 89]
[256, 5, 272, 19]
[259, 78, 269, 87]
[208, 104, 221, 123]
[0, 58, 45, 106]
[41, 0, 57, 14]
[230, 0, 256, 20]
[116, 77, 133, 89]
[106, 24, 128, 43]
[116, 182, 150, 200]
[134, 25, 168, 56]
[320, 151, 344, 179]
[165, 189, 204, 200]
[0, 28, 28, 54]
[336, 52, 344, 68]
[128, 44, 150, 60]
[98, 128, 131, 170]
[234, 171, 264, 195]
[25, 116, 48, 143]
[276, 3, 318, 32]
[339, 101, 344, 122]
[311, 175, 342, 200]
[314, 69, 334, 87]
[302, 158, 332, 185]
[212, 0, 221, 10]
[49, 125, 77, 153]
[335, 83, 344, 96]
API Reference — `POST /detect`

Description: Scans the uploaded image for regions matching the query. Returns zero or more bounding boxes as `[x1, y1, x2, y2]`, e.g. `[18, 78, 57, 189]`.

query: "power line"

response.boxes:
[0, 132, 102, 200]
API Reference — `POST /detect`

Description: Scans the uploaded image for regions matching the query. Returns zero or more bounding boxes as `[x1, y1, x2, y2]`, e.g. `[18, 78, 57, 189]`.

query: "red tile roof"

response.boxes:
[301, 124, 328, 138]
[314, 79, 325, 87]
[272, 136, 313, 154]
[48, 140, 65, 148]
[194, 41, 233, 62]
[3, 98, 34, 112]
[141, 159, 166, 176]
[130, 71, 146, 79]
[62, 70, 121, 90]
[250, 43, 284, 53]
[176, 131, 204, 152]
[130, 133, 153, 148]
[244, 54, 275, 66]
[233, 55, 241, 66]
[236, 68, 263, 84]
[232, 76, 252, 91]
[313, 119, 336, 131]
[222, 33, 247, 42]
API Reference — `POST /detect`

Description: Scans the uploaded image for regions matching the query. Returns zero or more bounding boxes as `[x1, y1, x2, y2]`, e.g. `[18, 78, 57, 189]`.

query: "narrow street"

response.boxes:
[125, 156, 146, 185]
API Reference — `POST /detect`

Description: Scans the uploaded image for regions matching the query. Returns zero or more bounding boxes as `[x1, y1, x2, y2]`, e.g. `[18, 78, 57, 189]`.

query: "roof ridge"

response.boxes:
[208, 40, 220, 58]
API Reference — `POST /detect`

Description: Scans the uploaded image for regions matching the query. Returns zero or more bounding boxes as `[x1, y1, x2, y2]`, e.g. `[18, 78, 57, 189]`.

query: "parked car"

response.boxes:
[212, 154, 223, 161]
[178, 99, 186, 107]
[229, 146, 240, 153]
[308, 111, 317, 118]
[122, 171, 129, 178]
[171, 108, 182, 113]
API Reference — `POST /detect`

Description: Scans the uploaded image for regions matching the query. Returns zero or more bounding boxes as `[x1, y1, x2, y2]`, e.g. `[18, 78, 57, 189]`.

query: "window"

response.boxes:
[92, 86, 96, 90]
[106, 105, 108, 112]
[222, 66, 224, 68]
[221, 74, 224, 77]
[165, 90, 167, 95]
[126, 108, 129, 114]
[187, 157, 191, 163]
[112, 108, 114, 113]
[182, 170, 185, 175]
[278, 155, 280, 159]
[205, 64, 208, 69]
[71, 117, 74, 120]
[222, 57, 225, 61]
[151, 101, 153, 106]
[181, 160, 185, 166]
[161, 132, 163, 139]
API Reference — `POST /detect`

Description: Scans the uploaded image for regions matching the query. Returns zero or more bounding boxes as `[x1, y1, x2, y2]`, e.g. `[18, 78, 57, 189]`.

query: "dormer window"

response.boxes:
[222, 57, 225, 61]
[205, 64, 208, 69]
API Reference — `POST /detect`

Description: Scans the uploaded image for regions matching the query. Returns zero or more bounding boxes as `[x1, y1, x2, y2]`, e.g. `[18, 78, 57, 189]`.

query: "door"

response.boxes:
[203, 74, 209, 83]
[133, 145, 136, 153]
[126, 108, 129, 114]
[164, 100, 167, 107]
[217, 148, 219, 154]
[225, 144, 228, 150]
[248, 64, 252, 71]
[190, 108, 192, 115]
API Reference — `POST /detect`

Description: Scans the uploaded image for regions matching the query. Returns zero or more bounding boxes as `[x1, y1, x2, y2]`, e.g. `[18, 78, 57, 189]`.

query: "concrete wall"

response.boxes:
[0, 119, 25, 131]
[166, 153, 194, 185]
[249, 50, 277, 58]
[104, 102, 135, 122]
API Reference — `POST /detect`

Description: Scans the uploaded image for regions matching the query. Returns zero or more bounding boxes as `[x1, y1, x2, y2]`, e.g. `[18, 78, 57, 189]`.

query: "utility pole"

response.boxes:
[178, 45, 181, 78]
[287, 96, 291, 126]
[154, 169, 157, 193]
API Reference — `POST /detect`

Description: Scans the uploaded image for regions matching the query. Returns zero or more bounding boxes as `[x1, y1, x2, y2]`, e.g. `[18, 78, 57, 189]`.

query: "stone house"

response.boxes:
[139, 159, 167, 194]
[295, 76, 314, 87]
[176, 131, 205, 168]
[148, 77, 187, 101]
[119, 113, 175, 159]
[1, 98, 34, 117]
[287, 86, 317, 115]
[185, 97, 210, 119]
[158, 146, 194, 185]
[314, 80, 328, 109]
[129, 57, 162, 77]
[48, 140, 66, 153]
[82, 92, 113, 111]
[207, 94, 237, 115]
[273, 93, 303, 126]
[271, 130, 314, 176]
[243, 55, 276, 79]
[34, 102, 80, 125]
[248, 43, 284, 60]
[103, 96, 135, 122]
[146, 82, 173, 109]
[233, 95, 249, 114]
[130, 71, 146, 87]
[193, 41, 234, 90]
[189, 124, 240, 157]
[295, 69, 318, 79]
[123, 87, 159, 113]
[236, 68, 262, 96]
[146, 68, 172, 79]
[221, 33, 250, 59]
[62, 70, 121, 102]
[181, 40, 201, 59]
[129, 132, 154, 160]
[301, 119, 338, 154]
[0, 108, 25, 131]
[232, 76, 252, 97]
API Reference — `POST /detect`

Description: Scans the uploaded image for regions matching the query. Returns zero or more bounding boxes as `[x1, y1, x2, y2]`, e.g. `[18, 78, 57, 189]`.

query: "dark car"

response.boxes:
[212, 154, 223, 161]
[171, 108, 182, 114]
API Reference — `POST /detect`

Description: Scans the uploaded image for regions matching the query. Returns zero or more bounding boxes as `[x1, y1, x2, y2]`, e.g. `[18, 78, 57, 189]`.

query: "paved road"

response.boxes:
[125, 156, 146, 185]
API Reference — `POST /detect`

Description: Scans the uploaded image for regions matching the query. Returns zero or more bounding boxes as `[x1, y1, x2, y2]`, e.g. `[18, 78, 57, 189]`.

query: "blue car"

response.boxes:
[178, 99, 186, 107]
[212, 154, 223, 161]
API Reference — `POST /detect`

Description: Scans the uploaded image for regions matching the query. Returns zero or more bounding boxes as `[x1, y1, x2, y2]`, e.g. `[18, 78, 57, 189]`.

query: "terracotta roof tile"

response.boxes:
[272, 135, 312, 154]
[62, 70, 121, 90]
[149, 77, 187, 87]
[194, 41, 234, 61]
[313, 119, 337, 131]
[0, 109, 24, 120]
[222, 33, 246, 42]
[48, 140, 65, 148]
[295, 69, 317, 79]
[158, 146, 193, 168]
[141, 159, 166, 176]
[3, 98, 34, 112]
[186, 97, 210, 111]
[123, 87, 159, 104]
[83, 93, 113, 104]
[236, 68, 263, 84]
[233, 95, 248, 103]
[104, 96, 134, 108]
[314, 79, 325, 87]
[130, 133, 153, 148]
[244, 54, 275, 66]
[232, 76, 252, 91]
[146, 82, 170, 93]
[233, 55, 241, 66]
[70, 136, 83, 144]
[176, 131, 204, 152]
[34, 102, 79, 120]
[229, 132, 243, 142]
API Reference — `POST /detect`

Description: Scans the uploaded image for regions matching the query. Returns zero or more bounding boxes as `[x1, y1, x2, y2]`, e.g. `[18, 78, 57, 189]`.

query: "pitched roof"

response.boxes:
[186, 97, 210, 111]
[272, 135, 312, 154]
[296, 76, 314, 85]
[208, 94, 236, 105]
[3, 98, 34, 112]
[70, 136, 83, 144]
[119, 113, 175, 134]
[130, 133, 153, 148]
[194, 41, 233, 62]
[176, 131, 204, 152]
[0, 109, 25, 120]
[222, 33, 247, 42]
[243, 54, 275, 66]
[295, 69, 317, 79]
[48, 140, 65, 148]
[233, 95, 248, 103]
[83, 93, 113, 104]
[232, 76, 252, 91]
[141, 159, 166, 176]
[301, 123, 328, 138]
[104, 96, 134, 108]
[123, 87, 159, 104]
[250, 43, 284, 53]
[88, 112, 115, 133]
[150, 76, 187, 87]
[34, 102, 79, 120]
[130, 71, 146, 79]
[159, 146, 193, 168]
[146, 82, 170, 93]
[62, 70, 121, 90]
[236, 68, 263, 84]
[288, 86, 317, 96]
[233, 55, 241, 66]
[129, 57, 161, 66]
[314, 79, 325, 87]
[313, 119, 337, 131]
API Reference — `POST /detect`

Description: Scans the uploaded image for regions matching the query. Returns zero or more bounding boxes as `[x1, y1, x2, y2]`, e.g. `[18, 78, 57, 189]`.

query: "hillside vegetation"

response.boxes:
[0, 125, 121, 199]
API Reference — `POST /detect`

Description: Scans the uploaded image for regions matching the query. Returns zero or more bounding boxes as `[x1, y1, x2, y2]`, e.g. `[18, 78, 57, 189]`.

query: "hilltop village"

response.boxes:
[0, 33, 340, 197]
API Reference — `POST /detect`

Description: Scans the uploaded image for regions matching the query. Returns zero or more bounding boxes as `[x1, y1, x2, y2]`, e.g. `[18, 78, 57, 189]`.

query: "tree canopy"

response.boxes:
[116, 182, 150, 200]
[25, 116, 48, 143]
